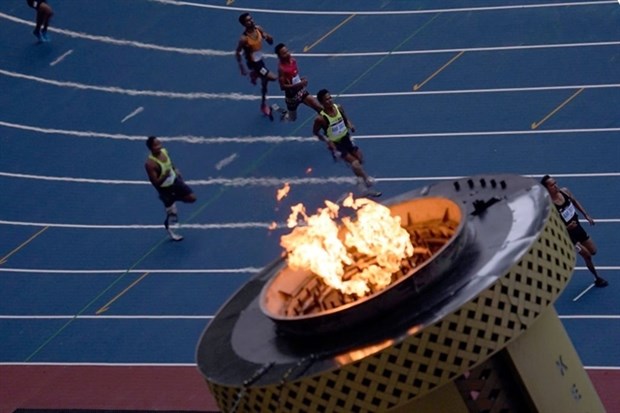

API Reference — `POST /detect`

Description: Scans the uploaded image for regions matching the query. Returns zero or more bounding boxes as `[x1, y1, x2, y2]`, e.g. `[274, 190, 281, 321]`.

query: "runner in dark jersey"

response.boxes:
[541, 175, 608, 287]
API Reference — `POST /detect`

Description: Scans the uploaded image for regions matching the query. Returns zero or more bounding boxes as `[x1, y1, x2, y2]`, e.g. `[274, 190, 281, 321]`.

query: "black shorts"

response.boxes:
[247, 59, 270, 79]
[27, 0, 46, 9]
[567, 221, 589, 244]
[285, 88, 310, 111]
[333, 134, 359, 159]
[157, 176, 194, 208]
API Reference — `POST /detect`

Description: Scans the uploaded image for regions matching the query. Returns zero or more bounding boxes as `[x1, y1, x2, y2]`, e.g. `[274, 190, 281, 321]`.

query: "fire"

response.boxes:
[276, 182, 291, 201]
[280, 194, 414, 297]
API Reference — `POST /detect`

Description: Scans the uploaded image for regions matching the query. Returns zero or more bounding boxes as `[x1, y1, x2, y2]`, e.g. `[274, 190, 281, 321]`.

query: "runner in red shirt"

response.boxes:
[275, 43, 322, 122]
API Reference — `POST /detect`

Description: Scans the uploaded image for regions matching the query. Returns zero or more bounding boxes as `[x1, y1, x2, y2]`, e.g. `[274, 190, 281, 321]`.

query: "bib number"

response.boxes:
[561, 203, 576, 222]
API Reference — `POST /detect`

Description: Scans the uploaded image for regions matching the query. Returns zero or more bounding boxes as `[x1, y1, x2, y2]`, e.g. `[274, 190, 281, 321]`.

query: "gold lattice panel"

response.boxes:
[209, 207, 575, 413]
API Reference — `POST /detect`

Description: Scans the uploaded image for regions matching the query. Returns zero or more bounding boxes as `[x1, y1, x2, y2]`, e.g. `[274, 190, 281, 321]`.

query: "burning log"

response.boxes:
[279, 211, 459, 317]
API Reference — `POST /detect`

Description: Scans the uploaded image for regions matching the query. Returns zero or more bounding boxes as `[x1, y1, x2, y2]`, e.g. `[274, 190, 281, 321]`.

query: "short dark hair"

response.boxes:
[317, 89, 330, 103]
[146, 136, 157, 149]
[274, 43, 286, 56]
[540, 175, 552, 186]
[239, 13, 250, 25]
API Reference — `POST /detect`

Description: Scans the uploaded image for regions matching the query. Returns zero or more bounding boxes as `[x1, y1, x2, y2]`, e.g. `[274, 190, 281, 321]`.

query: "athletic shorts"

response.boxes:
[157, 176, 194, 208]
[333, 134, 359, 159]
[285, 88, 310, 111]
[567, 221, 589, 244]
[247, 59, 270, 79]
[27, 0, 46, 9]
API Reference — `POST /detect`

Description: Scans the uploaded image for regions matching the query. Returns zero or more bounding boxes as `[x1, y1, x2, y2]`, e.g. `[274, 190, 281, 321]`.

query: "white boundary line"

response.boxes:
[1, 171, 619, 186]
[0, 220, 281, 230]
[2, 120, 620, 144]
[0, 219, 618, 230]
[4, 68, 620, 100]
[147, 0, 616, 15]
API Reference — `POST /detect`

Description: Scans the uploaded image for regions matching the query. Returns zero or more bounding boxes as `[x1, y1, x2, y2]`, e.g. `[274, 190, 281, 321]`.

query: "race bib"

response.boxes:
[292, 74, 301, 84]
[330, 121, 346, 136]
[560, 202, 576, 222]
[252, 51, 264, 62]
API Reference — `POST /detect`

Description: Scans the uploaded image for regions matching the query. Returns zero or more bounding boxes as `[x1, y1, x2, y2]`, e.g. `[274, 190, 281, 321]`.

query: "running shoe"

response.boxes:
[363, 189, 382, 198]
[594, 277, 609, 287]
[167, 229, 184, 241]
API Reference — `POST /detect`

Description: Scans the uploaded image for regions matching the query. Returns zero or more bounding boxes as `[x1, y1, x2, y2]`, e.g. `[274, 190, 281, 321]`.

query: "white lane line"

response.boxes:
[0, 267, 616, 275]
[0, 120, 312, 143]
[148, 0, 615, 15]
[0, 220, 282, 230]
[560, 315, 620, 319]
[2, 10, 619, 57]
[2, 172, 620, 186]
[0, 12, 232, 57]
[2, 120, 620, 144]
[0, 220, 618, 231]
[0, 69, 257, 101]
[121, 106, 144, 123]
[215, 153, 238, 170]
[573, 284, 596, 301]
[4, 69, 620, 100]
[49, 49, 73, 67]
[0, 172, 358, 186]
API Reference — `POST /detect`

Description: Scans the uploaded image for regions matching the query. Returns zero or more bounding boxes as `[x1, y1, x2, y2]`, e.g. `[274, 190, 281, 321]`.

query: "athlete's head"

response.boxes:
[540, 175, 558, 193]
[317, 89, 333, 106]
[239, 13, 253, 27]
[146, 136, 162, 155]
[275, 43, 289, 59]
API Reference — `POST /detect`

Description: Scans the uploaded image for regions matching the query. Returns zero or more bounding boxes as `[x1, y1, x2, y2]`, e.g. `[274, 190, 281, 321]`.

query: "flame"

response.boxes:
[276, 182, 291, 201]
[280, 194, 414, 297]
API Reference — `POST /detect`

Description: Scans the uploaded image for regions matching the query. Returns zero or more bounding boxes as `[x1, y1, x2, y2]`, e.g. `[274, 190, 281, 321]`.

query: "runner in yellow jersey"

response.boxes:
[145, 136, 197, 241]
[313, 89, 381, 198]
[235, 13, 278, 117]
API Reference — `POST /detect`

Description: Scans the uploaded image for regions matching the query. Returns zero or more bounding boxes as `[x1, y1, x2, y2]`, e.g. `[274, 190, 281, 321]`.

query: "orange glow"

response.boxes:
[276, 182, 291, 202]
[280, 194, 414, 297]
[268, 221, 278, 231]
